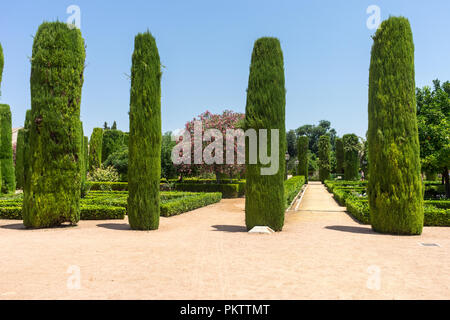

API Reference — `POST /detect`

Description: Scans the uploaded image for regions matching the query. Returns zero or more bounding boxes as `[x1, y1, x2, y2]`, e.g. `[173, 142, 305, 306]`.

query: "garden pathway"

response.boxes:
[0, 182, 448, 299]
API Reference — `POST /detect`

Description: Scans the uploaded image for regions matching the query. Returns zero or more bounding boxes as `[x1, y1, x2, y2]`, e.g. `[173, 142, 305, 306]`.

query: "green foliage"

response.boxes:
[89, 128, 103, 171]
[335, 137, 344, 174]
[284, 176, 305, 207]
[23, 22, 85, 228]
[104, 146, 128, 181]
[297, 136, 309, 182]
[102, 129, 125, 163]
[80, 205, 125, 220]
[22, 109, 32, 190]
[175, 183, 240, 198]
[128, 31, 162, 230]
[295, 120, 337, 156]
[368, 17, 423, 235]
[160, 192, 222, 217]
[15, 129, 25, 189]
[244, 37, 286, 231]
[318, 135, 331, 182]
[87, 181, 127, 191]
[286, 130, 297, 158]
[0, 105, 15, 193]
[342, 134, 360, 180]
[161, 131, 177, 179]
[88, 166, 119, 182]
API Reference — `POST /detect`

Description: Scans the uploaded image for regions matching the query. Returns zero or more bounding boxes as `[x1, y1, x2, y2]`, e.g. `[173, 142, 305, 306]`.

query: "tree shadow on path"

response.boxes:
[325, 225, 376, 235]
[97, 223, 132, 231]
[211, 225, 247, 233]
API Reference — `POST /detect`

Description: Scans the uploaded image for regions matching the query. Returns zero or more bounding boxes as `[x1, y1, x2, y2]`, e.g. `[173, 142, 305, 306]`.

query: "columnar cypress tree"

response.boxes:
[0, 43, 3, 96]
[335, 137, 344, 174]
[318, 135, 331, 182]
[23, 22, 85, 228]
[15, 129, 25, 189]
[245, 37, 286, 231]
[0, 105, 15, 193]
[368, 17, 423, 235]
[89, 128, 103, 171]
[297, 136, 309, 182]
[128, 31, 162, 230]
[22, 109, 32, 189]
[84, 136, 89, 174]
[343, 133, 360, 180]
[80, 122, 86, 194]
[102, 129, 125, 162]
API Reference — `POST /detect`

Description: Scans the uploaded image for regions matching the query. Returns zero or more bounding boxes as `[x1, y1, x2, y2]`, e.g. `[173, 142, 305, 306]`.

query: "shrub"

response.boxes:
[335, 137, 344, 174]
[297, 136, 309, 182]
[160, 192, 222, 217]
[102, 129, 125, 163]
[80, 205, 125, 220]
[88, 166, 120, 182]
[104, 146, 128, 181]
[285, 176, 305, 207]
[89, 128, 103, 171]
[423, 206, 450, 226]
[342, 134, 359, 180]
[368, 17, 423, 235]
[318, 135, 331, 182]
[0, 105, 16, 193]
[128, 31, 162, 230]
[87, 181, 127, 191]
[175, 183, 239, 198]
[23, 22, 85, 228]
[244, 37, 286, 231]
[15, 129, 25, 189]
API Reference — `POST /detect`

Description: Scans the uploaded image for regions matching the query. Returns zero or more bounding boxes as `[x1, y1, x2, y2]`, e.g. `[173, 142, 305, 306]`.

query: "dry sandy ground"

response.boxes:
[0, 182, 448, 300]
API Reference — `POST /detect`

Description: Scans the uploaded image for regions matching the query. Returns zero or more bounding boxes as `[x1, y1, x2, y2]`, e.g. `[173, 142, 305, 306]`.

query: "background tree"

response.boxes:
[128, 31, 162, 230]
[286, 129, 297, 158]
[368, 17, 423, 235]
[0, 105, 15, 193]
[15, 129, 25, 189]
[297, 136, 309, 182]
[23, 22, 85, 228]
[335, 137, 344, 174]
[111, 121, 117, 130]
[22, 109, 32, 189]
[416, 80, 450, 196]
[104, 146, 128, 181]
[318, 135, 331, 182]
[245, 37, 286, 231]
[342, 133, 360, 180]
[102, 129, 125, 163]
[89, 128, 103, 171]
[295, 120, 336, 155]
[161, 131, 177, 179]
[360, 137, 369, 179]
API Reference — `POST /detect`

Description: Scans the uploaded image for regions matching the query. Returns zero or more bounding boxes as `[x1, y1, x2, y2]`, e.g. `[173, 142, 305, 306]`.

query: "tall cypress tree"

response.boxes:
[297, 136, 309, 182]
[89, 128, 103, 171]
[15, 129, 25, 189]
[0, 42, 3, 96]
[23, 22, 85, 228]
[368, 17, 423, 235]
[22, 109, 32, 190]
[343, 133, 359, 180]
[318, 135, 331, 182]
[0, 105, 16, 193]
[245, 37, 286, 231]
[335, 137, 344, 175]
[128, 31, 162, 230]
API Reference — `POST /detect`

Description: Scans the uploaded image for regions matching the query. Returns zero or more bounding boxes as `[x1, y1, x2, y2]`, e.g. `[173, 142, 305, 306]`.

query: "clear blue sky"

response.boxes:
[1, 0, 449, 138]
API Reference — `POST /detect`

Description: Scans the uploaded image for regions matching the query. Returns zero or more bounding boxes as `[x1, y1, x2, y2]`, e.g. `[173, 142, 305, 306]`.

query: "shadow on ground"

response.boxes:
[211, 225, 247, 233]
[97, 223, 132, 231]
[325, 225, 375, 235]
[0, 223, 76, 231]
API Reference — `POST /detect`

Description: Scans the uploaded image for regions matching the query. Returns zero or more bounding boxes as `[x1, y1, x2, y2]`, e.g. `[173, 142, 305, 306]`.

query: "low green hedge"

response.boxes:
[160, 192, 222, 217]
[174, 183, 240, 198]
[285, 176, 305, 207]
[87, 182, 128, 191]
[424, 205, 450, 226]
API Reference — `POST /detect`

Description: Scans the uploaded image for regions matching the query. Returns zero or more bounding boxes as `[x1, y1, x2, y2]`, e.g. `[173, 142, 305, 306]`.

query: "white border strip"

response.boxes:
[294, 184, 308, 211]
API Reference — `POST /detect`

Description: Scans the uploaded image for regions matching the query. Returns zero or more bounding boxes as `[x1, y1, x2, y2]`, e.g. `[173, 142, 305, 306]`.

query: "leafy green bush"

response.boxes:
[244, 37, 286, 231]
[285, 176, 305, 207]
[104, 146, 128, 181]
[88, 166, 120, 182]
[23, 22, 85, 228]
[128, 31, 162, 230]
[80, 205, 125, 220]
[0, 104, 15, 193]
[160, 192, 222, 217]
[102, 129, 126, 164]
[368, 17, 423, 235]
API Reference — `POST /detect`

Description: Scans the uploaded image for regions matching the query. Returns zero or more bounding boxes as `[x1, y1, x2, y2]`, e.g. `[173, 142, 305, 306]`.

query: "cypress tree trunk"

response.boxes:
[318, 135, 331, 182]
[89, 128, 103, 171]
[297, 136, 309, 183]
[343, 133, 359, 180]
[245, 37, 286, 231]
[368, 17, 423, 235]
[23, 22, 85, 228]
[15, 129, 25, 189]
[0, 105, 16, 193]
[335, 137, 344, 175]
[128, 31, 162, 230]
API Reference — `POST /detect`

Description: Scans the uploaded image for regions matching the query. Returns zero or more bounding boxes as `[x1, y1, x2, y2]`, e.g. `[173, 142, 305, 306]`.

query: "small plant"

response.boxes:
[87, 166, 120, 182]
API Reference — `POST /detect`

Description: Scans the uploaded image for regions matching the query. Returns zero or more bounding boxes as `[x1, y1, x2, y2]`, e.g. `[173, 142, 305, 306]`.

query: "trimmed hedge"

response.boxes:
[160, 192, 222, 217]
[244, 37, 286, 232]
[175, 183, 240, 198]
[23, 22, 85, 228]
[89, 128, 103, 171]
[285, 176, 305, 207]
[368, 17, 423, 235]
[128, 31, 162, 230]
[0, 104, 16, 193]
[87, 181, 128, 191]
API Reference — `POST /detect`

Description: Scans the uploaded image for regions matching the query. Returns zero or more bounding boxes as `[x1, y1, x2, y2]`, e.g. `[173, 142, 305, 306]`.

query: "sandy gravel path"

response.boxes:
[0, 182, 448, 300]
